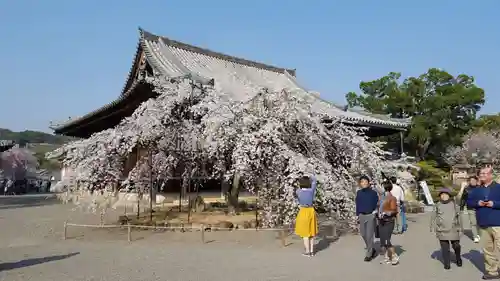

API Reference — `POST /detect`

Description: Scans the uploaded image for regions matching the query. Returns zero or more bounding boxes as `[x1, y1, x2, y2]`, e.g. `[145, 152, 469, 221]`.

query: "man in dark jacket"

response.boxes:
[460, 175, 480, 242]
[467, 167, 500, 279]
[356, 175, 379, 262]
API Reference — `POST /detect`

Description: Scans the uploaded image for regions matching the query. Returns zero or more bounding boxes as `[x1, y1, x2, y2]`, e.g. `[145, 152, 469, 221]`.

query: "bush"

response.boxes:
[415, 160, 452, 187]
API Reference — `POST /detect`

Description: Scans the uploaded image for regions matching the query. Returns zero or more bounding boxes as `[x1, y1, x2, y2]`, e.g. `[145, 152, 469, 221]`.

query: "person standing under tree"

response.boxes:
[430, 188, 463, 270]
[467, 167, 500, 280]
[355, 175, 379, 262]
[294, 175, 318, 257]
[460, 175, 480, 243]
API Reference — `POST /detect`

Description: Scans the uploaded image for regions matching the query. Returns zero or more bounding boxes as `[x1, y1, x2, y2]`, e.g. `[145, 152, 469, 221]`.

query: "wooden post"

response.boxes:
[200, 224, 205, 243]
[280, 227, 286, 247]
[127, 223, 132, 242]
[255, 198, 258, 231]
[63, 221, 67, 240]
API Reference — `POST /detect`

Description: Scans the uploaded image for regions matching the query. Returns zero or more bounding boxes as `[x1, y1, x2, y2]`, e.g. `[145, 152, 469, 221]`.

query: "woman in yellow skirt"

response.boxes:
[295, 175, 318, 257]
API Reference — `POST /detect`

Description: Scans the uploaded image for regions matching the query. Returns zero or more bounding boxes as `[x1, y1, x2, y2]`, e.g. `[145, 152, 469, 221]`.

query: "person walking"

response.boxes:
[467, 167, 500, 279]
[430, 188, 463, 270]
[378, 181, 399, 265]
[460, 175, 480, 243]
[390, 177, 405, 234]
[294, 175, 318, 257]
[355, 175, 379, 262]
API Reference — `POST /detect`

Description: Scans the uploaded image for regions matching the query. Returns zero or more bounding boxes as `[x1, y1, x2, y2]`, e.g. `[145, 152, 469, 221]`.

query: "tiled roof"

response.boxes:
[51, 28, 410, 132]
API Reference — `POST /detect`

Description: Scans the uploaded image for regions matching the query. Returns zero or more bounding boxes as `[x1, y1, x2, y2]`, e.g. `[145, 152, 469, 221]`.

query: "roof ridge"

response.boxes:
[138, 27, 296, 76]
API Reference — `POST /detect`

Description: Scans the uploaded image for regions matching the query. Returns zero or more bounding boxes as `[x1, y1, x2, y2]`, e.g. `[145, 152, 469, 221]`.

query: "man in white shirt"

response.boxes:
[390, 177, 405, 234]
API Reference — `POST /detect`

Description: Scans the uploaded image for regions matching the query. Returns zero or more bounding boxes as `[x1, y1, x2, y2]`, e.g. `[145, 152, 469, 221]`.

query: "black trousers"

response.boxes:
[379, 220, 395, 248]
[439, 240, 461, 265]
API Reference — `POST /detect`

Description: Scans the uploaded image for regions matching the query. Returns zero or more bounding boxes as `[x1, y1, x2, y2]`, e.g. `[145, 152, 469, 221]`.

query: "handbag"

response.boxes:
[375, 221, 380, 238]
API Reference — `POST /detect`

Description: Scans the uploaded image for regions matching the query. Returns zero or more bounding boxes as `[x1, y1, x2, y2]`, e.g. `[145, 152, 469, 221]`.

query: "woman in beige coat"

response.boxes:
[430, 188, 463, 270]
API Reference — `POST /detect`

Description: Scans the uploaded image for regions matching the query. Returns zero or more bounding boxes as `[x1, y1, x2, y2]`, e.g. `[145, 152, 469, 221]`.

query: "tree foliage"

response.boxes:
[0, 147, 38, 180]
[50, 76, 393, 228]
[346, 68, 485, 161]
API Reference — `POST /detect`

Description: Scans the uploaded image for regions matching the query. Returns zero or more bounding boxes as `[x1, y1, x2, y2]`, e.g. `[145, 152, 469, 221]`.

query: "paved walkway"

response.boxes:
[0, 195, 488, 280]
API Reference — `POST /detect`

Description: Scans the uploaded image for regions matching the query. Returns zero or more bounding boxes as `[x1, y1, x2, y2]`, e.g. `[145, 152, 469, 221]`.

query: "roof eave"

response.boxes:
[52, 80, 143, 134]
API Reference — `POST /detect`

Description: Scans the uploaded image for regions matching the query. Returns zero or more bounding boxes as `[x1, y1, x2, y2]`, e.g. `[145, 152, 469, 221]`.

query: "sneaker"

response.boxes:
[474, 236, 481, 243]
[391, 255, 399, 265]
[380, 254, 390, 264]
[380, 258, 390, 264]
[302, 252, 310, 257]
[456, 258, 463, 267]
[482, 273, 500, 279]
[444, 264, 451, 270]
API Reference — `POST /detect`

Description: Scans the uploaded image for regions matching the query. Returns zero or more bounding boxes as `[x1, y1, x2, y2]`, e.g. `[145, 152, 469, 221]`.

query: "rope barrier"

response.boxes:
[65, 222, 290, 231]
[63, 221, 294, 245]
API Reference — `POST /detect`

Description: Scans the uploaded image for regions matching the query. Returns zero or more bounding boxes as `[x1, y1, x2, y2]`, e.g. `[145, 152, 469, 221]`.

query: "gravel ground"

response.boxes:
[0, 195, 487, 280]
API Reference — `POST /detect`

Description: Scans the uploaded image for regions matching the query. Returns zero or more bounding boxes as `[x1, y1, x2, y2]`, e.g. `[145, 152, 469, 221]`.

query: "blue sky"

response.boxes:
[1, 0, 499, 133]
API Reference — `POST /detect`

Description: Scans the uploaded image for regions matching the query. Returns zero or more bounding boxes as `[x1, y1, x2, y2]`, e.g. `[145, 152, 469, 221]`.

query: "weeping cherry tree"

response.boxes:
[50, 75, 390, 229]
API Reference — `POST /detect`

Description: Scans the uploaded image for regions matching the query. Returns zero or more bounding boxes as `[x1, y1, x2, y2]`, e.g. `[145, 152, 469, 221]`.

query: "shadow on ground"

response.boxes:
[0, 195, 59, 210]
[431, 249, 459, 264]
[431, 248, 484, 273]
[0, 252, 79, 271]
[315, 221, 340, 253]
[463, 249, 484, 274]
[394, 245, 406, 256]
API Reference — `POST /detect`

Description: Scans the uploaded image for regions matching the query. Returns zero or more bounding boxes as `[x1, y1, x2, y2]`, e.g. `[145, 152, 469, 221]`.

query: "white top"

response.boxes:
[391, 184, 405, 203]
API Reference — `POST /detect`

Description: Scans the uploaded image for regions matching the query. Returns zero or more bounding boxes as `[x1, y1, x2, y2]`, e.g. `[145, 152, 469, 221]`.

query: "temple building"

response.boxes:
[50, 28, 411, 191]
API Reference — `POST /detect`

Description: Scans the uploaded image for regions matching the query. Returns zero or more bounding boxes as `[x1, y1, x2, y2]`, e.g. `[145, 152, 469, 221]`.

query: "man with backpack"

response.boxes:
[390, 177, 406, 234]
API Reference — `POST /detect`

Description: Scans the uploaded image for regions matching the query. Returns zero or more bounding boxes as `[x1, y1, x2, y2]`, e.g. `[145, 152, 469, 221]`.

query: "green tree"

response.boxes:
[346, 68, 485, 161]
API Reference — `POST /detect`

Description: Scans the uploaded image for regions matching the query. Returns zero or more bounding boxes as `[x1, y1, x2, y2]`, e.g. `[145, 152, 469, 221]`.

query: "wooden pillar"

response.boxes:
[399, 131, 404, 156]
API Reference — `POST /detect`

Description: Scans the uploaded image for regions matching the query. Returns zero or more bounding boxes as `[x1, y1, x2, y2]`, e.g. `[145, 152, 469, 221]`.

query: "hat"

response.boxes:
[438, 188, 452, 195]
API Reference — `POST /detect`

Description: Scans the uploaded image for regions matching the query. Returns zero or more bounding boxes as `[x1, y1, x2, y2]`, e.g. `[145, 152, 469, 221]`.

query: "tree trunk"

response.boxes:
[227, 173, 241, 215]
[416, 139, 431, 161]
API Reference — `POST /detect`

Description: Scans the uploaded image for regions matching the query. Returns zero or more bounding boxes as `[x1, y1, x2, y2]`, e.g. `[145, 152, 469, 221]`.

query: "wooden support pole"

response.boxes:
[127, 223, 132, 242]
[280, 227, 286, 247]
[200, 224, 205, 244]
[255, 208, 258, 231]
[63, 221, 67, 240]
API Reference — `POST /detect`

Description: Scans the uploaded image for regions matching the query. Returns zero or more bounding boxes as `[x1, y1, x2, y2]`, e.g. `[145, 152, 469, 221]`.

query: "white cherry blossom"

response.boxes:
[51, 76, 390, 229]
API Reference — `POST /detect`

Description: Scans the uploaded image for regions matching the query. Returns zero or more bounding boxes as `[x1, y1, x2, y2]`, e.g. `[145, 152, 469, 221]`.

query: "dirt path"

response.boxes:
[0, 195, 486, 280]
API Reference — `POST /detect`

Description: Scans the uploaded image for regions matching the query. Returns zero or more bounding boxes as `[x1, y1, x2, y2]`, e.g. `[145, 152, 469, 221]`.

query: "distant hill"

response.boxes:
[0, 128, 75, 146]
[0, 128, 76, 171]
